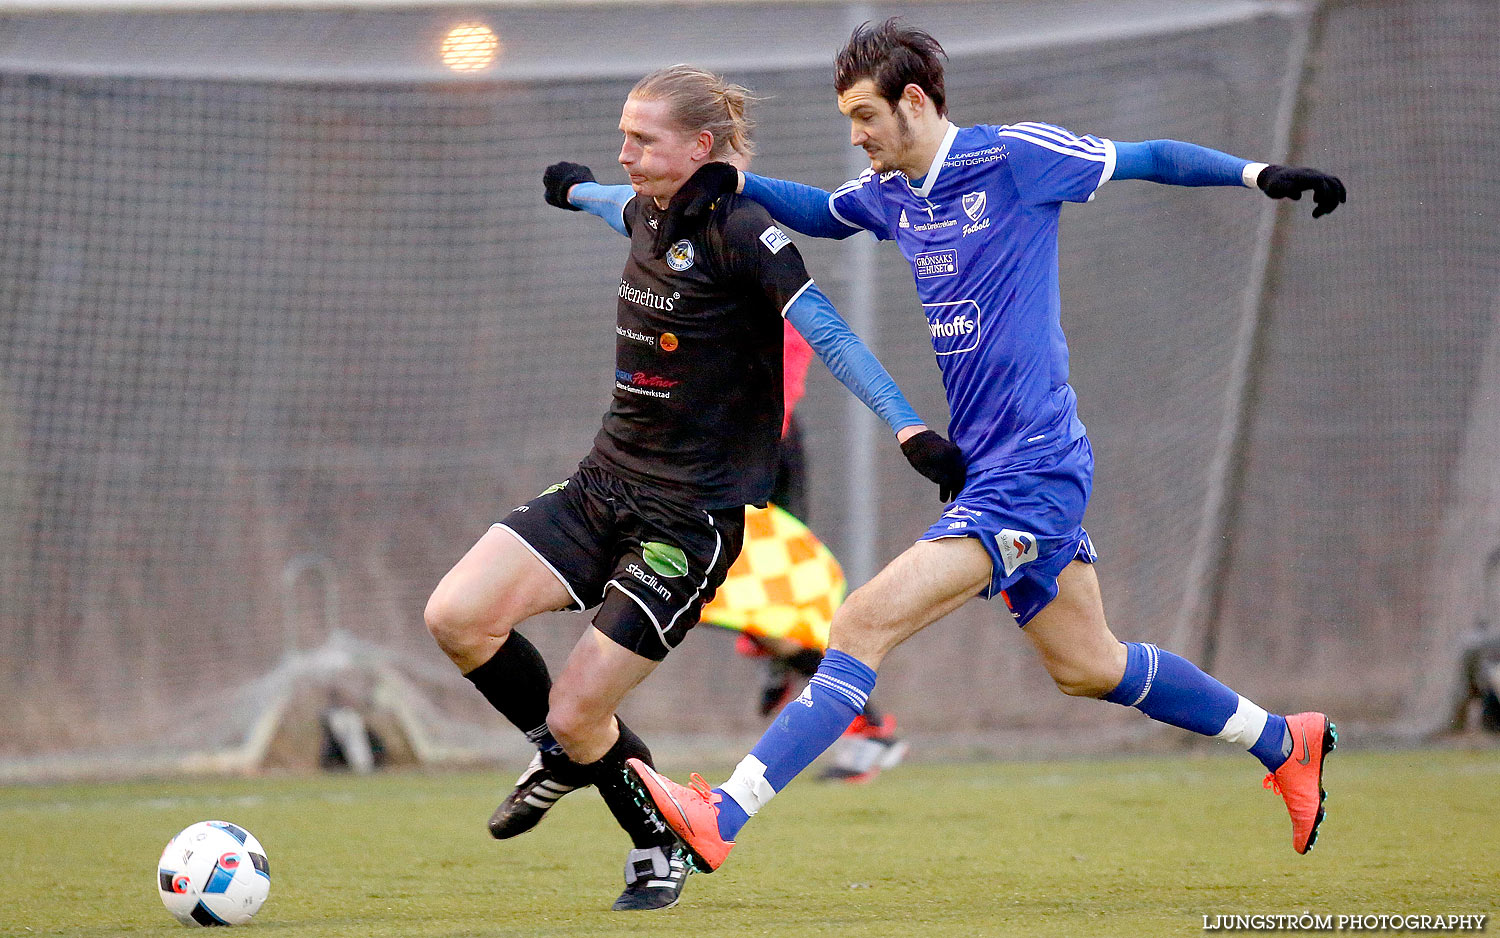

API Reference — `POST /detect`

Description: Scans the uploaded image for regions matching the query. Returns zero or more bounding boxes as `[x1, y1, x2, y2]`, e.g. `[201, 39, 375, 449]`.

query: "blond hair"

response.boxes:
[629, 64, 758, 160]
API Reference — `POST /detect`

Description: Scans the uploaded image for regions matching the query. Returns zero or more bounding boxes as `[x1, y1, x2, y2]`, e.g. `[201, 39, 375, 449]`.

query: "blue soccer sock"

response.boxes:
[1103, 642, 1290, 772]
[714, 649, 876, 841]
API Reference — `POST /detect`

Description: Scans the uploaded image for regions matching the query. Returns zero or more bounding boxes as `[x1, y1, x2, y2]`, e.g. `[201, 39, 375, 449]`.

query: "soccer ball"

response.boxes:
[157, 821, 270, 926]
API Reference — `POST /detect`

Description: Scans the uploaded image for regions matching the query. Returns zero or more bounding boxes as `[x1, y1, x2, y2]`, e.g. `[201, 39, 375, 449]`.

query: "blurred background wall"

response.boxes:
[0, 0, 1495, 778]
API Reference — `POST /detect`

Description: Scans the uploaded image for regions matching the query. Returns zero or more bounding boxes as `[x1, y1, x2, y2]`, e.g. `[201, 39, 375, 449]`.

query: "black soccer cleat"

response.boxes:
[611, 844, 691, 911]
[487, 753, 581, 840]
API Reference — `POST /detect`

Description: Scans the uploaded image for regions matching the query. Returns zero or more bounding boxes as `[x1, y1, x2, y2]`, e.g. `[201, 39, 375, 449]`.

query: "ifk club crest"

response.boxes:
[962, 191, 987, 221]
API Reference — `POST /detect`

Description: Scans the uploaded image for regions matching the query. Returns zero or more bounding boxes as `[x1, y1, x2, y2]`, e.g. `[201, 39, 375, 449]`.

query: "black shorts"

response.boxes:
[497, 463, 746, 661]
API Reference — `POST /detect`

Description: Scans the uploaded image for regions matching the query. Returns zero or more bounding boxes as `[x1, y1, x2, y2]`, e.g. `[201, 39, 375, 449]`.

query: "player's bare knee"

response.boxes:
[545, 689, 607, 753]
[827, 598, 897, 666]
[422, 590, 462, 647]
[544, 708, 585, 752]
[1054, 676, 1115, 698]
[1046, 660, 1119, 698]
[423, 590, 506, 661]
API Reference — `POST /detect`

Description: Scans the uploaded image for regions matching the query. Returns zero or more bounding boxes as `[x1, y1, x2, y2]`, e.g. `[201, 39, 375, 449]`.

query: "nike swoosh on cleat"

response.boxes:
[1297, 726, 1312, 765]
[647, 769, 693, 835]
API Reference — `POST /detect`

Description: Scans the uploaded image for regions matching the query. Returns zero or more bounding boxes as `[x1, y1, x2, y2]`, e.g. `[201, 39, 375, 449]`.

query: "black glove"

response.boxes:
[900, 430, 967, 502]
[543, 161, 595, 211]
[653, 161, 740, 256]
[1256, 164, 1346, 218]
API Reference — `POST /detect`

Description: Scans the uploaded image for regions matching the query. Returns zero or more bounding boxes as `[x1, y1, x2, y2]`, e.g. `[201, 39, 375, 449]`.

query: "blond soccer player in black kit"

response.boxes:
[422, 64, 965, 911]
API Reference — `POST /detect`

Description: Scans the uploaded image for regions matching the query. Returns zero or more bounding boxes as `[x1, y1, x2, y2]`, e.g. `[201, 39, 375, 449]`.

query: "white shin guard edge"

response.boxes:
[719, 755, 776, 819]
[1215, 695, 1271, 750]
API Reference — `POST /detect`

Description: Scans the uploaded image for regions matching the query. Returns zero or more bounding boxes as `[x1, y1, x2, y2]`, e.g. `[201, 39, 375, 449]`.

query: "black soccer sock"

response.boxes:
[590, 719, 673, 849]
[539, 746, 597, 789]
[463, 631, 558, 751]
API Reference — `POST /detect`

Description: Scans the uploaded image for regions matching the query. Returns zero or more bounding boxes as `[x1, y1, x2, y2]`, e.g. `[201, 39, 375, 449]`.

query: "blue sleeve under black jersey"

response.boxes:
[1109, 139, 1253, 188]
[718, 203, 921, 434]
[783, 283, 922, 434]
[739, 173, 861, 240]
[568, 182, 633, 235]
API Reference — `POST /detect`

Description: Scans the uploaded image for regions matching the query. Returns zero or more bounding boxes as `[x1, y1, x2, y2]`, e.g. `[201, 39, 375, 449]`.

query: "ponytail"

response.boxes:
[630, 64, 759, 160]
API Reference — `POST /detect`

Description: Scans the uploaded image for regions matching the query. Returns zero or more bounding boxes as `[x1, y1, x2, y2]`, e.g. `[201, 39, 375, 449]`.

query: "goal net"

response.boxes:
[2, 0, 1495, 778]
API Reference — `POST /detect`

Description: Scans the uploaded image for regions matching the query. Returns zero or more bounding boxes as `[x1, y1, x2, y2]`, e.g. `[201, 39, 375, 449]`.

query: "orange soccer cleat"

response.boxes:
[1263, 711, 1338, 854]
[625, 758, 734, 872]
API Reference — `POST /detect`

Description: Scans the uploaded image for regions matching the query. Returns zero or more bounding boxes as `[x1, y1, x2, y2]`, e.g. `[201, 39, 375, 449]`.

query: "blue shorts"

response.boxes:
[918, 435, 1098, 627]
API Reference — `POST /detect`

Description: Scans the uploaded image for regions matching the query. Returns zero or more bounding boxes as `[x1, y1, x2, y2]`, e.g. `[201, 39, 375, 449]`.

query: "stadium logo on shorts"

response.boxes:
[666, 240, 695, 271]
[997, 529, 1038, 577]
[625, 563, 673, 601]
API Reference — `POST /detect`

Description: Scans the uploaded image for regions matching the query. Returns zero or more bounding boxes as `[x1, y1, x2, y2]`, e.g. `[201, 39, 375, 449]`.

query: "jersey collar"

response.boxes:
[905, 121, 959, 199]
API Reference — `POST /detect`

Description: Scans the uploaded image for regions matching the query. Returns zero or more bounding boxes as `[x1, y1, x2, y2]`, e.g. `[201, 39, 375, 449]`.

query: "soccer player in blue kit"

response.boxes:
[630, 19, 1348, 878]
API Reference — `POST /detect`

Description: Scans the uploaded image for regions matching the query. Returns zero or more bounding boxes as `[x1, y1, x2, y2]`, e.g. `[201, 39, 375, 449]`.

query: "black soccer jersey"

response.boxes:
[582, 191, 814, 509]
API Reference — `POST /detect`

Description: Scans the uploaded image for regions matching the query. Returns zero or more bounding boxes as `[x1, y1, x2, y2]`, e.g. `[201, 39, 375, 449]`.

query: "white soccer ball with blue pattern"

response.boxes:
[157, 820, 270, 926]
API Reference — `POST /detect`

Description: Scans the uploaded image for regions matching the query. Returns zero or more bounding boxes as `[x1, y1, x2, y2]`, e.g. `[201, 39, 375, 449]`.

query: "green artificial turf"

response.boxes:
[1, 749, 1495, 937]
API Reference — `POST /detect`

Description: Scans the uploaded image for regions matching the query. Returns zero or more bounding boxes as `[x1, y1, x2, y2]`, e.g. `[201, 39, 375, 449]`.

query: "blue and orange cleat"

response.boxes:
[1263, 711, 1337, 854]
[625, 758, 734, 872]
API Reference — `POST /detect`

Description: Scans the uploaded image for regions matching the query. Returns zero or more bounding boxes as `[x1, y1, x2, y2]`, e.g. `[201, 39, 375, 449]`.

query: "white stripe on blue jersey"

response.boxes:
[827, 195, 858, 230]
[998, 122, 1110, 163]
[1005, 121, 1108, 151]
[828, 169, 878, 229]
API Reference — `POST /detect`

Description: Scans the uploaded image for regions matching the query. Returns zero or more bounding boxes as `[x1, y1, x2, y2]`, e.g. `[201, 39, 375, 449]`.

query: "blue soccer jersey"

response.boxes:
[827, 122, 1116, 474]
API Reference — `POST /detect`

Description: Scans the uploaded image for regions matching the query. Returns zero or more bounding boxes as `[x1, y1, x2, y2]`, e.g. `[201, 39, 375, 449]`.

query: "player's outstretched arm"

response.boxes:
[1111, 140, 1346, 217]
[648, 163, 863, 240]
[542, 161, 632, 235]
[739, 173, 862, 240]
[785, 285, 965, 500]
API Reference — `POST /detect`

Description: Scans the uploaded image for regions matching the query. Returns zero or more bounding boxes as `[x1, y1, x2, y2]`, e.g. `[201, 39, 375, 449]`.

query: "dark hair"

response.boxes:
[834, 18, 948, 116]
